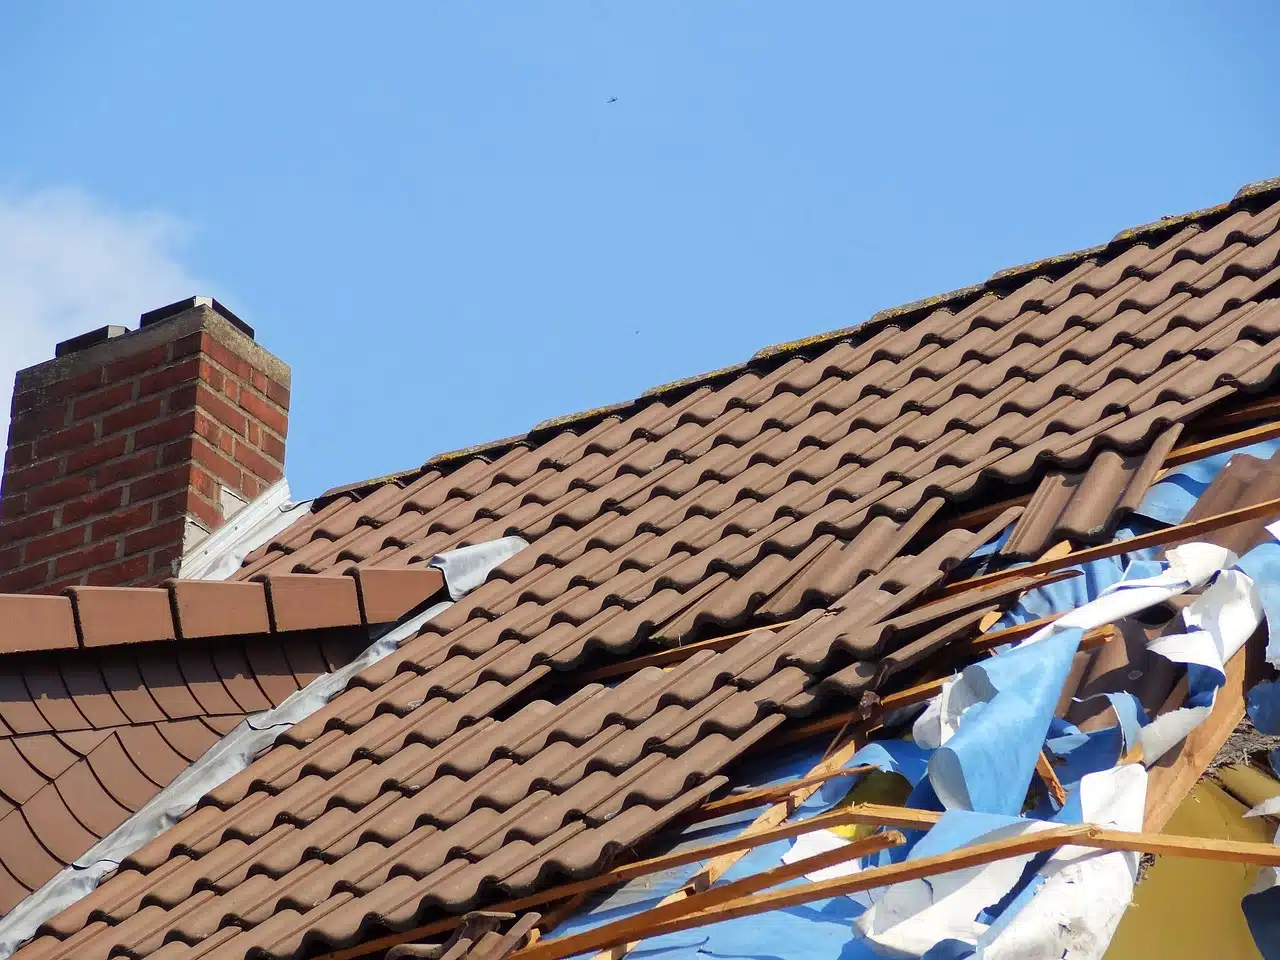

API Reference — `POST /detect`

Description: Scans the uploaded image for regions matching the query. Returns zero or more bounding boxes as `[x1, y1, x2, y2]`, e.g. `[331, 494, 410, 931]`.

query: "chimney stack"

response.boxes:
[0, 297, 291, 592]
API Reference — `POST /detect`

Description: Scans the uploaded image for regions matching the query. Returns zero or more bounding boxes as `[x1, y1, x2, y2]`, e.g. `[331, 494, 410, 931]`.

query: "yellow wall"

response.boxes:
[1106, 780, 1270, 960]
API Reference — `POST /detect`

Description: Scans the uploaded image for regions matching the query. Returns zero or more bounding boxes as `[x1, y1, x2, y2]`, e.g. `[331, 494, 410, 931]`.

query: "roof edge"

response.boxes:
[311, 174, 1280, 508]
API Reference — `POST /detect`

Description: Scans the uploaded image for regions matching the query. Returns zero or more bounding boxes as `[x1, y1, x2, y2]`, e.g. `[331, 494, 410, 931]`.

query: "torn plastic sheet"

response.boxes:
[990, 517, 1171, 633]
[926, 627, 1083, 815]
[851, 765, 1146, 960]
[852, 813, 1062, 956]
[912, 543, 1232, 820]
[1237, 540, 1280, 666]
[780, 740, 930, 894]
[975, 765, 1146, 960]
[1248, 680, 1280, 736]
[1138, 566, 1261, 764]
[0, 536, 528, 960]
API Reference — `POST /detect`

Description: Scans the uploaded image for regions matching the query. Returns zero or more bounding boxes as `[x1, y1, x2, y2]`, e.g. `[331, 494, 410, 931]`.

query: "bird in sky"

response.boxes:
[607, 96, 618, 103]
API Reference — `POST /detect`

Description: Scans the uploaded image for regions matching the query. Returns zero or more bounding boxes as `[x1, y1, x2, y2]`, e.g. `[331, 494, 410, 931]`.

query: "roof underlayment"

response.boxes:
[9, 177, 1280, 959]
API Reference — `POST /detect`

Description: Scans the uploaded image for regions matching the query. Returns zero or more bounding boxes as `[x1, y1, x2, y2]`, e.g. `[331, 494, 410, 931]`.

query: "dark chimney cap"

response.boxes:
[55, 325, 129, 358]
[140, 296, 255, 340]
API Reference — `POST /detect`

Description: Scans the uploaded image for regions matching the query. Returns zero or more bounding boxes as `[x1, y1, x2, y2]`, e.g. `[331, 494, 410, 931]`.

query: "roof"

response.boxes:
[9, 176, 1280, 959]
[0, 570, 446, 913]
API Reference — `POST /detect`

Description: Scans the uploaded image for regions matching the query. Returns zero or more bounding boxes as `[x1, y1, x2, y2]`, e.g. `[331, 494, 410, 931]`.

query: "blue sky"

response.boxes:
[1, 2, 1278, 498]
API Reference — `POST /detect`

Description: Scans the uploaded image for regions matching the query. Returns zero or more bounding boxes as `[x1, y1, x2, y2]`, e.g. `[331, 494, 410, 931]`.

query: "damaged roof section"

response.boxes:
[9, 179, 1280, 959]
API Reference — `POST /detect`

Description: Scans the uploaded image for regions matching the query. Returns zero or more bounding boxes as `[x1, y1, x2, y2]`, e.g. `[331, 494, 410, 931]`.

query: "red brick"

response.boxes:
[198, 359, 226, 394]
[260, 431, 286, 464]
[106, 345, 167, 381]
[203, 337, 254, 382]
[27, 474, 93, 510]
[33, 421, 96, 459]
[0, 564, 52, 592]
[129, 465, 188, 501]
[196, 384, 247, 436]
[67, 434, 129, 473]
[0, 509, 56, 542]
[102, 397, 163, 435]
[195, 409, 227, 448]
[72, 381, 136, 421]
[192, 438, 242, 489]
[156, 492, 188, 520]
[241, 473, 264, 501]
[234, 439, 281, 482]
[0, 544, 19, 571]
[9, 404, 70, 444]
[86, 554, 151, 587]
[9, 389, 41, 415]
[138, 358, 201, 397]
[91, 502, 155, 538]
[187, 491, 222, 530]
[236, 389, 288, 437]
[61, 487, 124, 524]
[24, 525, 88, 562]
[95, 450, 157, 489]
[125, 519, 185, 554]
[222, 379, 239, 403]
[151, 545, 184, 578]
[168, 384, 198, 413]
[43, 576, 87, 594]
[55, 540, 119, 576]
[161, 438, 194, 467]
[264, 379, 291, 409]
[169, 331, 208, 360]
[3, 458, 60, 491]
[135, 412, 196, 450]
[4, 442, 34, 471]
[249, 368, 267, 393]
[190, 465, 220, 502]
[44, 366, 105, 401]
[1, 491, 26, 516]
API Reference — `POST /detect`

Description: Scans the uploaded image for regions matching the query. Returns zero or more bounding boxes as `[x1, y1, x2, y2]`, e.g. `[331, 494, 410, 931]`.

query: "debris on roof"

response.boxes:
[7, 177, 1280, 960]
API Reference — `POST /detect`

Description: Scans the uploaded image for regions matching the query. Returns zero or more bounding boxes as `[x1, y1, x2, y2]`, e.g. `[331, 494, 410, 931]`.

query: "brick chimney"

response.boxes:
[0, 297, 291, 593]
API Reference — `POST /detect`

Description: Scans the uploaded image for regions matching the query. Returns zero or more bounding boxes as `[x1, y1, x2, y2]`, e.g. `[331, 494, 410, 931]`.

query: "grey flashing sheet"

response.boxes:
[0, 536, 529, 959]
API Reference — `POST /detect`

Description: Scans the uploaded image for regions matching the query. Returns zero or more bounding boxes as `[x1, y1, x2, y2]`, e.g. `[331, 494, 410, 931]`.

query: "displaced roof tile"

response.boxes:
[349, 566, 447, 624]
[260, 574, 363, 633]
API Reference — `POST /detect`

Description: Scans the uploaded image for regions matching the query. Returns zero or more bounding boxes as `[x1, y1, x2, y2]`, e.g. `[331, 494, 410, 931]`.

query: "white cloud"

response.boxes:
[0, 187, 204, 444]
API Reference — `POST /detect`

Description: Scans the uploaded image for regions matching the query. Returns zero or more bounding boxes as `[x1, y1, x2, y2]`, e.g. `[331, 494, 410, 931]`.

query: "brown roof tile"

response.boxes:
[169, 580, 271, 639]
[14, 177, 1280, 958]
[67, 586, 175, 648]
[259, 574, 363, 633]
[1001, 423, 1184, 559]
[0, 629, 373, 916]
[0, 597, 77, 654]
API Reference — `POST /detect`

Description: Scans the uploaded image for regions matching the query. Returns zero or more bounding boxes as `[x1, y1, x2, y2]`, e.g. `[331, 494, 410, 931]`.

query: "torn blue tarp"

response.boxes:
[1137, 438, 1280, 526]
[1237, 540, 1280, 665]
[926, 627, 1083, 816]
